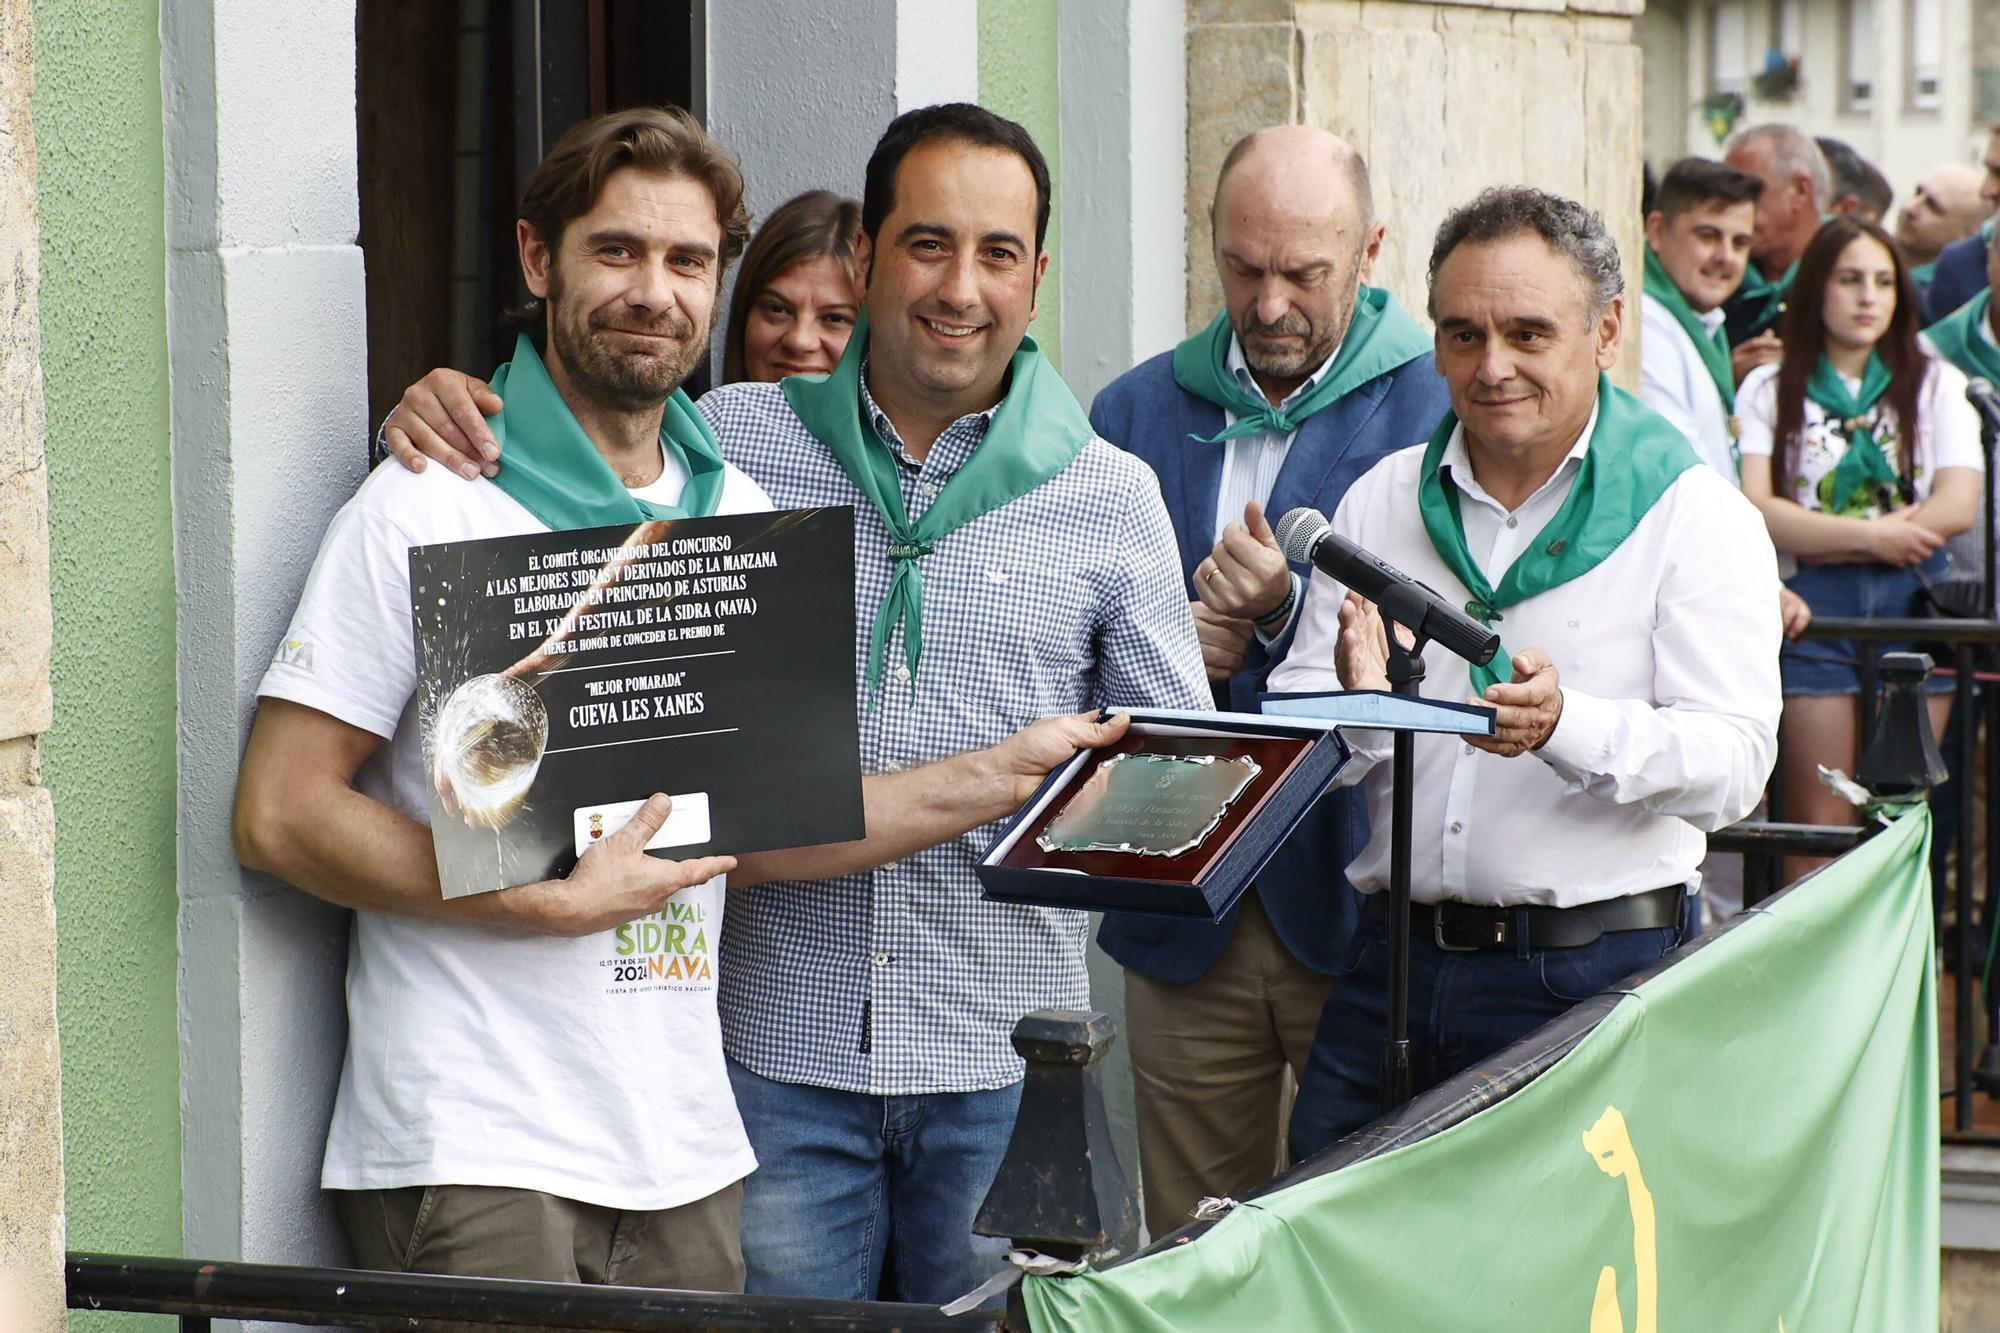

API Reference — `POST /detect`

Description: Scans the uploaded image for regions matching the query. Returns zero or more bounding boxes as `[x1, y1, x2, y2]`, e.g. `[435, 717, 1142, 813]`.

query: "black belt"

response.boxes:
[1364, 885, 1686, 952]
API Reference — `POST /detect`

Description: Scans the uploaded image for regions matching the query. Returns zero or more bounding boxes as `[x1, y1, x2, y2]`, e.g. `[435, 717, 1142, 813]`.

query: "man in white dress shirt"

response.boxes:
[1263, 186, 1783, 1156]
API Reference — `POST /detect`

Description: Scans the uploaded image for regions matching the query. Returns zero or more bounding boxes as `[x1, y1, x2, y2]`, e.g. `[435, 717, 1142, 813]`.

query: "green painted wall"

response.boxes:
[978, 0, 1062, 367]
[33, 0, 182, 1312]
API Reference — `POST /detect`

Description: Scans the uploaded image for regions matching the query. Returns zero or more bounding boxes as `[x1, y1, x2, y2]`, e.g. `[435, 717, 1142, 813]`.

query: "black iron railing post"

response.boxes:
[973, 1009, 1139, 1323]
[1960, 645, 1980, 1132]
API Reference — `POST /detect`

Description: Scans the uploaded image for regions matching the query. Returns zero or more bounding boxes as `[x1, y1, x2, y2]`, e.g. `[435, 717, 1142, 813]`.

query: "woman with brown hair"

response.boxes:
[1738, 214, 1983, 842]
[722, 190, 863, 384]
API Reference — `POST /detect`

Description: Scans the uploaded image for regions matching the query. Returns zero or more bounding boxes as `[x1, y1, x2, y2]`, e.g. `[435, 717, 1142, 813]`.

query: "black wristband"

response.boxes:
[1251, 577, 1297, 629]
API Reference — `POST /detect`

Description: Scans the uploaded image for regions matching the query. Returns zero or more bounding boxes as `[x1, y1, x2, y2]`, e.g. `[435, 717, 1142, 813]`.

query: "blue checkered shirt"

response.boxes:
[699, 374, 1208, 1093]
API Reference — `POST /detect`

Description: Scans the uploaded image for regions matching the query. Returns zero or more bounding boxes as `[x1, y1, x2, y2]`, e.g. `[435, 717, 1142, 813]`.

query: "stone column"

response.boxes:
[0, 0, 65, 1328]
[1185, 0, 1646, 388]
[165, 0, 369, 1273]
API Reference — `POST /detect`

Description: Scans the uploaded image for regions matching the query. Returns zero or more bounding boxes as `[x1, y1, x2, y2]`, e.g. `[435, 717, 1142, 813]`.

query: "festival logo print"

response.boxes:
[601, 890, 714, 995]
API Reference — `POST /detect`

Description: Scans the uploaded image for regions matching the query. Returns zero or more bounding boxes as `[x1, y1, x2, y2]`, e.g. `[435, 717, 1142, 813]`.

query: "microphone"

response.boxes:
[1274, 507, 1501, 667]
[1968, 378, 2000, 436]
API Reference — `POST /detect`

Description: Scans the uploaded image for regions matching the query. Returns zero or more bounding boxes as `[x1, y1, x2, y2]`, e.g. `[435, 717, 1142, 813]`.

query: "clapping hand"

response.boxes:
[1467, 649, 1563, 757]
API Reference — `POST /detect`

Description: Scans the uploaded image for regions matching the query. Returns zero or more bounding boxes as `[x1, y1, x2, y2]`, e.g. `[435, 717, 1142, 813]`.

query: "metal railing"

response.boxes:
[1708, 614, 2000, 1136]
[65, 1251, 1005, 1332]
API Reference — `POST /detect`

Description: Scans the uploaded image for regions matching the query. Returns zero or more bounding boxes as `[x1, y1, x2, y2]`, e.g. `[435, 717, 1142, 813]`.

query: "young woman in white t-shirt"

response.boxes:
[1738, 215, 1983, 850]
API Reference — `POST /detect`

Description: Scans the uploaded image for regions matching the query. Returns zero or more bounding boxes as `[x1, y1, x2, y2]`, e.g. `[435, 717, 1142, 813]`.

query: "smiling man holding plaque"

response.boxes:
[234, 107, 1128, 1294]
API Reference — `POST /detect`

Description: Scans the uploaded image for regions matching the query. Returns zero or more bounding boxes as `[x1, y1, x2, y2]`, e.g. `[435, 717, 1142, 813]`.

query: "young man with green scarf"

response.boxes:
[236, 107, 1127, 1293]
[1274, 187, 1782, 1158]
[1084, 125, 1447, 1238]
[1639, 157, 1761, 479]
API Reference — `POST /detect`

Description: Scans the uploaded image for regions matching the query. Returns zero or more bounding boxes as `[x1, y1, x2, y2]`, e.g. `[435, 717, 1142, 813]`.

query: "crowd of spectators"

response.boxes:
[1641, 123, 2000, 886]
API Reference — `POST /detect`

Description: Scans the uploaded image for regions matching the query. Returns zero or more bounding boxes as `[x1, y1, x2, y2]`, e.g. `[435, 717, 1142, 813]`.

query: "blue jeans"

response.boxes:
[726, 1058, 1021, 1304]
[1782, 555, 1953, 696]
[1288, 902, 1691, 1161]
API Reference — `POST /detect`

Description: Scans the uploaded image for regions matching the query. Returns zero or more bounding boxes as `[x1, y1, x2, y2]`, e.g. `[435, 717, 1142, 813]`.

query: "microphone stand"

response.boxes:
[1375, 583, 1433, 1113]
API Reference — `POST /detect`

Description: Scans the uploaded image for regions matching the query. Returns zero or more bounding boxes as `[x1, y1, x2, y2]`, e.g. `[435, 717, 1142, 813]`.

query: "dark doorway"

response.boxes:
[357, 0, 704, 439]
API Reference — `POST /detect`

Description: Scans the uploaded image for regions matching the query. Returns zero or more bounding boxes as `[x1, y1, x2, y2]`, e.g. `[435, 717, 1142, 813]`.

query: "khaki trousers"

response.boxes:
[1123, 892, 1335, 1239]
[333, 1181, 745, 1293]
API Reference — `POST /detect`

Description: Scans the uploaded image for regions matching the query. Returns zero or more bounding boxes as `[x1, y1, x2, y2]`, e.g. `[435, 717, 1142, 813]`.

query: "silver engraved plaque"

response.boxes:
[1034, 752, 1263, 858]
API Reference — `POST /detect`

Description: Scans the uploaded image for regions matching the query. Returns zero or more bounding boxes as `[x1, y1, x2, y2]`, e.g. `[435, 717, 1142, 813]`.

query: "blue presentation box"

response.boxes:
[975, 695, 1494, 922]
[975, 709, 1352, 921]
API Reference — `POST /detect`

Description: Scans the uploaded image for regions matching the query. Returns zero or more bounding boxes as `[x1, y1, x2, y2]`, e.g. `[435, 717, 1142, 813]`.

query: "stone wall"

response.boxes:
[0, 0, 63, 1327]
[1185, 0, 1646, 387]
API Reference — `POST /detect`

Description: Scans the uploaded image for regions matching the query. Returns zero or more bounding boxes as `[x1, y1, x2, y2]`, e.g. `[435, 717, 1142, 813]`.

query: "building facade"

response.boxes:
[1637, 0, 2000, 184]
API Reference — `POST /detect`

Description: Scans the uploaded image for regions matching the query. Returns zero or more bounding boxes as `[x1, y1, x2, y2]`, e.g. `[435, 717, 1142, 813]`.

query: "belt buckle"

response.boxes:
[1431, 908, 1485, 953]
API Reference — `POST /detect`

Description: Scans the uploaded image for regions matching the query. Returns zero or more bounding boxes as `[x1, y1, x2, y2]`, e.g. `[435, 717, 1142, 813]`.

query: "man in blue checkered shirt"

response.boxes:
[383, 104, 1207, 1305]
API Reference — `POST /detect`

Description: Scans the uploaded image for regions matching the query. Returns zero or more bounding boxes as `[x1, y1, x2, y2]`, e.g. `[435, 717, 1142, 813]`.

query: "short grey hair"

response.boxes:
[1426, 186, 1623, 322]
[1730, 123, 1833, 212]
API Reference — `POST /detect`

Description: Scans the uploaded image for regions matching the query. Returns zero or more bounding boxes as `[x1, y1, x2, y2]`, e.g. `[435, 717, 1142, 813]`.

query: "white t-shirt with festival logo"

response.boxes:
[257, 447, 770, 1210]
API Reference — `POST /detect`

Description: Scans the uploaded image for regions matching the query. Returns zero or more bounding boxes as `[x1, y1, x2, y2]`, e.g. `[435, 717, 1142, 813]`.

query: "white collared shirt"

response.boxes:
[1639, 291, 1737, 481]
[1268, 410, 1783, 908]
[1215, 333, 1341, 541]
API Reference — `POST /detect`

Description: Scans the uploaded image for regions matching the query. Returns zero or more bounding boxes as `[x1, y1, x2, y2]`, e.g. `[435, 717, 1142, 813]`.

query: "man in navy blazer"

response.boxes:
[1091, 126, 1448, 1237]
[1920, 126, 1999, 325]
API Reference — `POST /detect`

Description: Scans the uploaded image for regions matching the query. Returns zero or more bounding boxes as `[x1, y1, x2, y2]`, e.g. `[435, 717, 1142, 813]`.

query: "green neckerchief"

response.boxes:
[781, 310, 1093, 698]
[1169, 287, 1432, 443]
[1805, 353, 1901, 513]
[1732, 256, 1798, 342]
[1642, 245, 1736, 413]
[1910, 260, 1939, 289]
[486, 332, 726, 528]
[1926, 289, 2000, 385]
[1418, 375, 1701, 693]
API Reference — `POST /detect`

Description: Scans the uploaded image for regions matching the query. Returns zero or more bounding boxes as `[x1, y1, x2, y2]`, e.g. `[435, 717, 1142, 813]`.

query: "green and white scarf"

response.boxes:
[781, 310, 1093, 697]
[1925, 290, 2000, 386]
[1418, 375, 1701, 693]
[1170, 287, 1431, 442]
[486, 332, 726, 527]
[1643, 244, 1736, 413]
[1805, 352, 1902, 514]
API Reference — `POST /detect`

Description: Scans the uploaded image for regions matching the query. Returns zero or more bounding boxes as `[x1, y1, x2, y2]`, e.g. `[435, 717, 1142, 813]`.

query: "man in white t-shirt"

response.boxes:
[1641, 156, 1808, 927]
[1640, 157, 1762, 479]
[234, 107, 1125, 1292]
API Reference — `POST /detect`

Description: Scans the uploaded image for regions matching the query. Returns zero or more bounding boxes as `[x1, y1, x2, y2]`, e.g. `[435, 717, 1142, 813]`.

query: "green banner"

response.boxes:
[1026, 808, 1938, 1331]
